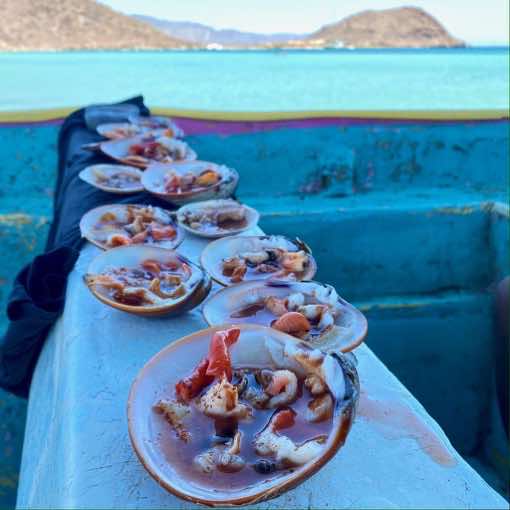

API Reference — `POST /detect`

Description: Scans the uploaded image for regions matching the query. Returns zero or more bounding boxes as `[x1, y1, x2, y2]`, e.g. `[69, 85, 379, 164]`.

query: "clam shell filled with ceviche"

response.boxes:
[200, 235, 317, 286]
[80, 204, 184, 251]
[203, 280, 367, 353]
[128, 324, 359, 506]
[85, 246, 210, 316]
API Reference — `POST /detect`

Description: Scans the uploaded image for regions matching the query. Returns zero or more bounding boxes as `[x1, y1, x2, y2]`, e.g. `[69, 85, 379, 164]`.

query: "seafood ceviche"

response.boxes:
[222, 244, 311, 284]
[153, 327, 347, 488]
[89, 205, 179, 248]
[125, 136, 192, 166]
[86, 257, 199, 307]
[180, 202, 247, 234]
[132, 116, 183, 137]
[92, 167, 141, 190]
[232, 284, 343, 342]
[162, 167, 221, 194]
[102, 124, 140, 140]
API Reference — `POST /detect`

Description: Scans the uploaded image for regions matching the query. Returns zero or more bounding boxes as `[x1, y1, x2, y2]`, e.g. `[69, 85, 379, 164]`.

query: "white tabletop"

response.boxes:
[16, 230, 507, 509]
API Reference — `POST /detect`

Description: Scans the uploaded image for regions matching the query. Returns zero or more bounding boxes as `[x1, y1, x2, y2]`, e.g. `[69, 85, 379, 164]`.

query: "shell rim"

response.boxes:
[84, 245, 209, 315]
[78, 164, 144, 194]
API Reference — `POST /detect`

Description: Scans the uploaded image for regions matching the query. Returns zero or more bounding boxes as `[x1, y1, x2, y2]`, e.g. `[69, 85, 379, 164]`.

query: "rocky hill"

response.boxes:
[305, 7, 464, 48]
[133, 15, 302, 47]
[0, 0, 188, 51]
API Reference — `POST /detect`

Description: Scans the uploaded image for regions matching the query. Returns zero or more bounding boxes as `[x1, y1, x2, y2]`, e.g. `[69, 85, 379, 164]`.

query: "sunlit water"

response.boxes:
[0, 48, 508, 111]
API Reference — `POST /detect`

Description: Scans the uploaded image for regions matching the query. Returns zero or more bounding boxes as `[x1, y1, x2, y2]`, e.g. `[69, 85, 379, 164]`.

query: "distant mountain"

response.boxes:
[1, 0, 189, 51]
[132, 15, 305, 47]
[305, 7, 465, 48]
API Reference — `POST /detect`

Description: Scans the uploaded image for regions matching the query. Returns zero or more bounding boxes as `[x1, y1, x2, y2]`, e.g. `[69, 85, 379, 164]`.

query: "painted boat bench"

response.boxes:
[16, 233, 506, 509]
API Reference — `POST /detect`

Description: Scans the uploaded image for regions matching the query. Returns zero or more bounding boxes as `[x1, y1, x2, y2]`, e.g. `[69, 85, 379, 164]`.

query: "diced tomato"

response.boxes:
[175, 358, 212, 402]
[164, 174, 180, 193]
[174, 327, 240, 401]
[151, 225, 176, 241]
[205, 328, 240, 381]
[271, 408, 296, 431]
[141, 259, 161, 274]
[128, 143, 144, 155]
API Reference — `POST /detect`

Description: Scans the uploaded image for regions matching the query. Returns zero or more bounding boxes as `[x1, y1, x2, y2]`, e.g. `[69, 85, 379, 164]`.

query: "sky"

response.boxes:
[101, 0, 510, 45]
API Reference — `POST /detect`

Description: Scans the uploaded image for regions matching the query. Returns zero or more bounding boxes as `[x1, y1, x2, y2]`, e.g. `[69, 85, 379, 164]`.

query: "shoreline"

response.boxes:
[0, 45, 508, 55]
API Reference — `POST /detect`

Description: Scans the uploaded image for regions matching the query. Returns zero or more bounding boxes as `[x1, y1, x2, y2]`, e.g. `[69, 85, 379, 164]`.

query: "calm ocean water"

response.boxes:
[0, 48, 508, 111]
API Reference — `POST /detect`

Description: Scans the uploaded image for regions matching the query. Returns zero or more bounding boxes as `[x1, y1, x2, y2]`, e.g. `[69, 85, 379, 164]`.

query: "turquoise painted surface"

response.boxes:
[0, 118, 508, 505]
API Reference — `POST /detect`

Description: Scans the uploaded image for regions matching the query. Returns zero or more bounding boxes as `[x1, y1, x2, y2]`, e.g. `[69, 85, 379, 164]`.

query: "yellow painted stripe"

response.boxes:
[0, 107, 508, 123]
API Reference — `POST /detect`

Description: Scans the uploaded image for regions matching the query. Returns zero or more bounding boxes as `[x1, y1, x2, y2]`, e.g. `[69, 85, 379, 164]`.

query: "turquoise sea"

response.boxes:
[0, 47, 508, 111]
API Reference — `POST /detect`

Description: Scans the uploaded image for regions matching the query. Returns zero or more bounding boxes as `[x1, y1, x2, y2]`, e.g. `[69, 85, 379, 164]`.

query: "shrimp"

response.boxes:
[304, 373, 327, 395]
[264, 296, 288, 316]
[280, 250, 308, 273]
[254, 409, 326, 467]
[263, 369, 298, 408]
[305, 393, 333, 423]
[197, 375, 252, 420]
[231, 263, 247, 283]
[107, 233, 131, 247]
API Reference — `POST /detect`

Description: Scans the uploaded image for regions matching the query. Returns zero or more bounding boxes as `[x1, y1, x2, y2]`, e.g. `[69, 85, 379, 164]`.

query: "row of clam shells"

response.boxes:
[84, 116, 363, 507]
[80, 115, 367, 356]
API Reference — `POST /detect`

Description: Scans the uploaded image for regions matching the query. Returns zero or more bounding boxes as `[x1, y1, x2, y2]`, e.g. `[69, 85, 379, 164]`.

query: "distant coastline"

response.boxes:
[3, 3, 467, 52]
[1, 46, 507, 55]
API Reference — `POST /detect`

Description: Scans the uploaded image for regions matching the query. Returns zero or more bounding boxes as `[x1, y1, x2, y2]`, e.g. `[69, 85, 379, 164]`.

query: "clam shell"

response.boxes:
[128, 323, 359, 507]
[203, 280, 367, 353]
[142, 161, 239, 206]
[79, 164, 144, 194]
[85, 245, 210, 316]
[79, 204, 184, 250]
[200, 235, 317, 286]
[100, 135, 197, 169]
[176, 199, 259, 238]
[96, 122, 141, 139]
[127, 114, 185, 138]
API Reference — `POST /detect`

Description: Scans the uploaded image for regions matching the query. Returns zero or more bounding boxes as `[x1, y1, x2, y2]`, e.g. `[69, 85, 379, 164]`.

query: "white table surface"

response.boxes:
[16, 229, 507, 509]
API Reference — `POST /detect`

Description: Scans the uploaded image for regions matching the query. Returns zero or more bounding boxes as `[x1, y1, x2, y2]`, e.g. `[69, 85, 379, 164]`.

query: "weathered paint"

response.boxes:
[0, 114, 508, 505]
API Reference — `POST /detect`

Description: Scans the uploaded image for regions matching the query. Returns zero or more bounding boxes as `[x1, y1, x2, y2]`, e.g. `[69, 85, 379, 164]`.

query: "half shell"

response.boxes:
[142, 161, 239, 206]
[79, 204, 184, 250]
[96, 122, 142, 140]
[127, 114, 185, 138]
[203, 280, 367, 353]
[79, 164, 144, 194]
[176, 199, 259, 238]
[128, 323, 359, 506]
[200, 235, 317, 286]
[85, 245, 210, 316]
[100, 135, 197, 169]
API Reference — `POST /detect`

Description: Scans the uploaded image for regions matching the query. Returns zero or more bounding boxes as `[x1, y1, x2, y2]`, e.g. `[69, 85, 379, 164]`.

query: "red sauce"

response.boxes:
[358, 392, 457, 467]
[155, 368, 334, 490]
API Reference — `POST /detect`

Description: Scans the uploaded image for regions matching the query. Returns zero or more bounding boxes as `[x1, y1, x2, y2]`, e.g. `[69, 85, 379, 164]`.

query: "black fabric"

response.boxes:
[0, 96, 171, 398]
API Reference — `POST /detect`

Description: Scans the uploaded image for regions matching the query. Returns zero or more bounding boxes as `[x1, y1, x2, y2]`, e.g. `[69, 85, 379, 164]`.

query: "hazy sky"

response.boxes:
[101, 0, 509, 44]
